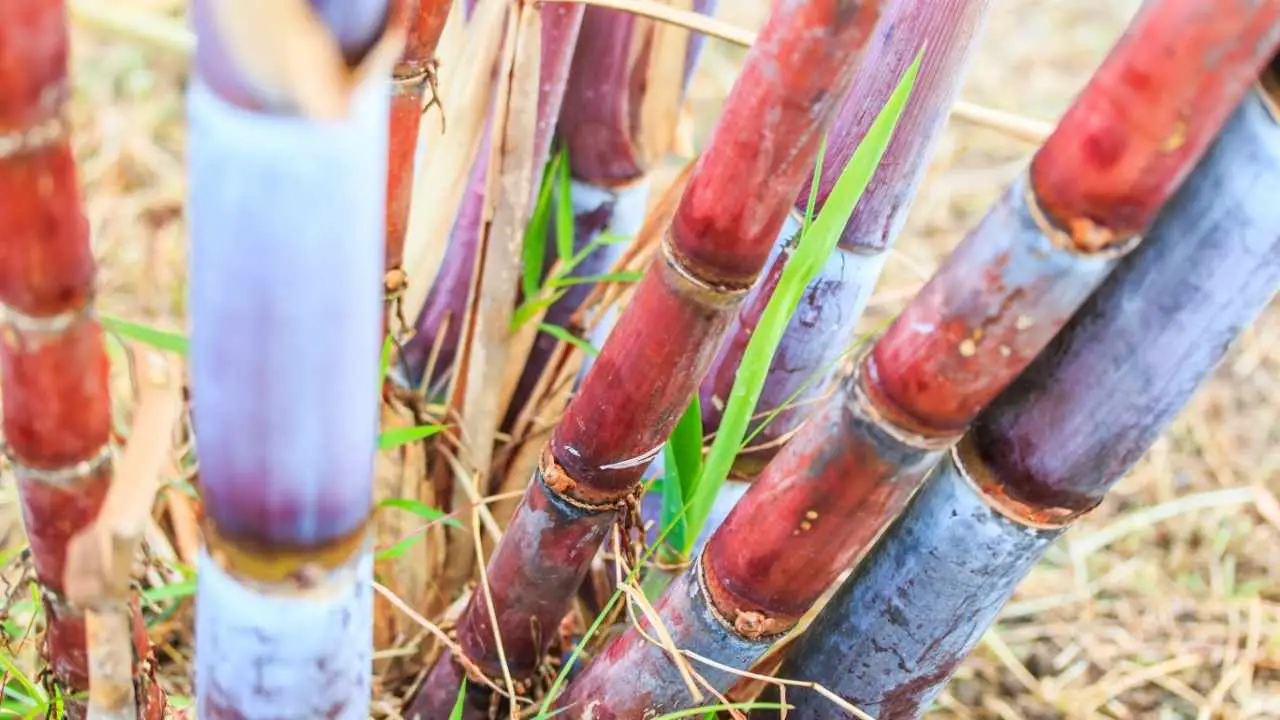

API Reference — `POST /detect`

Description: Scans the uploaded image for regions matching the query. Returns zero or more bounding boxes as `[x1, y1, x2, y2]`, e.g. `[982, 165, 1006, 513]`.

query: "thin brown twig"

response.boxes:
[472, 506, 521, 718]
[610, 526, 703, 701]
[372, 581, 512, 698]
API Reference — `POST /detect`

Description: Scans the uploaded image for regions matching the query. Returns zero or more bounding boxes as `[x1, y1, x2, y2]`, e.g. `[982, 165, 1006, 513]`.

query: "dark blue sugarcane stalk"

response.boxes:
[699, 0, 995, 476]
[766, 78, 1280, 719]
[186, 1, 391, 716]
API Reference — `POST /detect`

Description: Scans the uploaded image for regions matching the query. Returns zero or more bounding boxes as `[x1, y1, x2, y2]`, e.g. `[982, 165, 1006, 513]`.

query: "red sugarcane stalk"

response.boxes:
[385, 0, 453, 328]
[767, 76, 1280, 717]
[699, 0, 995, 476]
[407, 2, 890, 716]
[0, 2, 165, 716]
[553, 3, 1280, 715]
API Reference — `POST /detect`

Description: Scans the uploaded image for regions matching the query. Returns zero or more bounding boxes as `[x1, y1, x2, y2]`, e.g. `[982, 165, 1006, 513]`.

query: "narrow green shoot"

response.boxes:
[374, 497, 462, 560]
[657, 397, 704, 563]
[450, 679, 468, 720]
[555, 150, 575, 263]
[523, 150, 565, 299]
[100, 315, 189, 355]
[548, 271, 644, 288]
[376, 497, 461, 528]
[512, 148, 641, 333]
[377, 423, 447, 450]
[537, 323, 599, 357]
[680, 49, 925, 556]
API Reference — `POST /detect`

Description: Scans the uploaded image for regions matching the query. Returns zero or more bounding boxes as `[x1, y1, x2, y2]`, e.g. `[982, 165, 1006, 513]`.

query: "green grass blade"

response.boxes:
[377, 423, 447, 451]
[522, 150, 563, 299]
[376, 496, 461, 528]
[379, 334, 395, 384]
[511, 289, 568, 331]
[141, 579, 197, 603]
[537, 323, 599, 357]
[658, 397, 703, 560]
[681, 49, 924, 555]
[99, 315, 189, 355]
[548, 271, 644, 289]
[450, 678, 468, 720]
[555, 149, 575, 264]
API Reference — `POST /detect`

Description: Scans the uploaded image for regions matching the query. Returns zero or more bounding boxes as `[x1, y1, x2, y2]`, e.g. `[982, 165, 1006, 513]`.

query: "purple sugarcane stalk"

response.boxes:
[553, 4, 1280, 715]
[766, 80, 1280, 718]
[399, 118, 493, 390]
[187, 1, 390, 716]
[407, 2, 891, 716]
[700, 0, 995, 477]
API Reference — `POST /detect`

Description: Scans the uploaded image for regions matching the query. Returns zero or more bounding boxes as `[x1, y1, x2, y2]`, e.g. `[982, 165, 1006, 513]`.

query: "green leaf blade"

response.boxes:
[681, 49, 925, 553]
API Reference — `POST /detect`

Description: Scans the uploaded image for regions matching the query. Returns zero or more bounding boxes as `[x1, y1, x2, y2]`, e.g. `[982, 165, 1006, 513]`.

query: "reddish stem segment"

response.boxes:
[771, 83, 1280, 717]
[386, 0, 454, 305]
[555, 5, 1280, 714]
[0, 2, 165, 716]
[867, 0, 1280, 436]
[409, 2, 889, 716]
[1031, 0, 1280, 247]
[699, 0, 995, 471]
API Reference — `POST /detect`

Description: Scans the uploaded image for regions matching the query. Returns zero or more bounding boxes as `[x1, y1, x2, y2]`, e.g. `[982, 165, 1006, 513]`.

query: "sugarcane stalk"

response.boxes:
[552, 3, 1280, 715]
[407, 2, 890, 717]
[502, 0, 718, 451]
[767, 77, 1280, 718]
[399, 119, 493, 390]
[0, 2, 165, 716]
[186, 1, 396, 716]
[699, 0, 995, 477]
[385, 0, 453, 327]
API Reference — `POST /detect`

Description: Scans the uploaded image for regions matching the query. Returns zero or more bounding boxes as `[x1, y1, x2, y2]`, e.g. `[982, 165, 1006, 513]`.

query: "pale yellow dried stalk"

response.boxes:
[440, 0, 545, 594]
[635, 0, 696, 164]
[402, 0, 511, 325]
[63, 346, 183, 720]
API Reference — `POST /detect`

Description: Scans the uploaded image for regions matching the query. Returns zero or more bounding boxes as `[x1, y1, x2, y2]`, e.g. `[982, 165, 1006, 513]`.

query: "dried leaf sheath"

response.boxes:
[773, 83, 1280, 717]
[0, 1, 163, 716]
[502, 0, 718, 431]
[186, 1, 393, 716]
[556, 4, 1280, 714]
[409, 2, 890, 716]
[699, 0, 996, 472]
